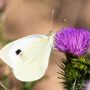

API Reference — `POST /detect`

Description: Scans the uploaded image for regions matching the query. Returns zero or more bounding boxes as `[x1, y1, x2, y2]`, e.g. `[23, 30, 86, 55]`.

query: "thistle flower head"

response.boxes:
[54, 27, 90, 56]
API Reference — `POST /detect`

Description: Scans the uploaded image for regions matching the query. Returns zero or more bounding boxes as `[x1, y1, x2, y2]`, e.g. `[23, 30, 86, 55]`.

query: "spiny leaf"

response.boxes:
[58, 55, 90, 90]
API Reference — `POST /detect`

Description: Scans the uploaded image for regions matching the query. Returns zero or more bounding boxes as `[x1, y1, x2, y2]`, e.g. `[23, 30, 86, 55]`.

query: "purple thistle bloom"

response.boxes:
[54, 27, 90, 56]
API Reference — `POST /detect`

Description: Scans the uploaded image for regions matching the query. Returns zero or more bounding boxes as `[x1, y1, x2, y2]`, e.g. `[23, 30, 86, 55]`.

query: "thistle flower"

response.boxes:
[55, 27, 90, 56]
[55, 27, 90, 90]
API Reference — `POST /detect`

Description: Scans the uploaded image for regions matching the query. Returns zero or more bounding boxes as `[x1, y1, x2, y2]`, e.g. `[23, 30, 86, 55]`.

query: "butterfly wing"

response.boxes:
[0, 34, 53, 81]
[0, 35, 47, 68]
[0, 41, 14, 68]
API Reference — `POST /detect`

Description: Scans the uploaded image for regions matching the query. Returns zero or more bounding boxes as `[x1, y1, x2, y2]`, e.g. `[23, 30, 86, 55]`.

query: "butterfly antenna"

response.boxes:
[49, 9, 54, 33]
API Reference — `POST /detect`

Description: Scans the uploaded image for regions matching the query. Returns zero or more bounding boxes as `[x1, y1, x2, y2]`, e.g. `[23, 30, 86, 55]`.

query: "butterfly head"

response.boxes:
[47, 31, 55, 47]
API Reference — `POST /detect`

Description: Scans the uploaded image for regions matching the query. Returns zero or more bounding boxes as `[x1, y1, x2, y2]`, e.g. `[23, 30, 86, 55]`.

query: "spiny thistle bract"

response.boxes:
[54, 27, 90, 90]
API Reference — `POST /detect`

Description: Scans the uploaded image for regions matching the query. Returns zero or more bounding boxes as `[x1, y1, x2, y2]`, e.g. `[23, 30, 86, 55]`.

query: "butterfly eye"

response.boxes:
[15, 49, 22, 55]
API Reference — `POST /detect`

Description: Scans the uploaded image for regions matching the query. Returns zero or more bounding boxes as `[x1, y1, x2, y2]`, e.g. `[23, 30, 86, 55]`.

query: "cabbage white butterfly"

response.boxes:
[0, 32, 55, 82]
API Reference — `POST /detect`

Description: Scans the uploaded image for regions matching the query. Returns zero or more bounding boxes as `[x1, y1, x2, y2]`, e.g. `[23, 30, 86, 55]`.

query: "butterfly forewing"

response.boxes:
[0, 34, 54, 81]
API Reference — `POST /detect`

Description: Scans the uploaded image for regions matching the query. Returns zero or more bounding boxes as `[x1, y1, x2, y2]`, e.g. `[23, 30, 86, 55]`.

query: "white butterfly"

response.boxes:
[0, 32, 55, 82]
